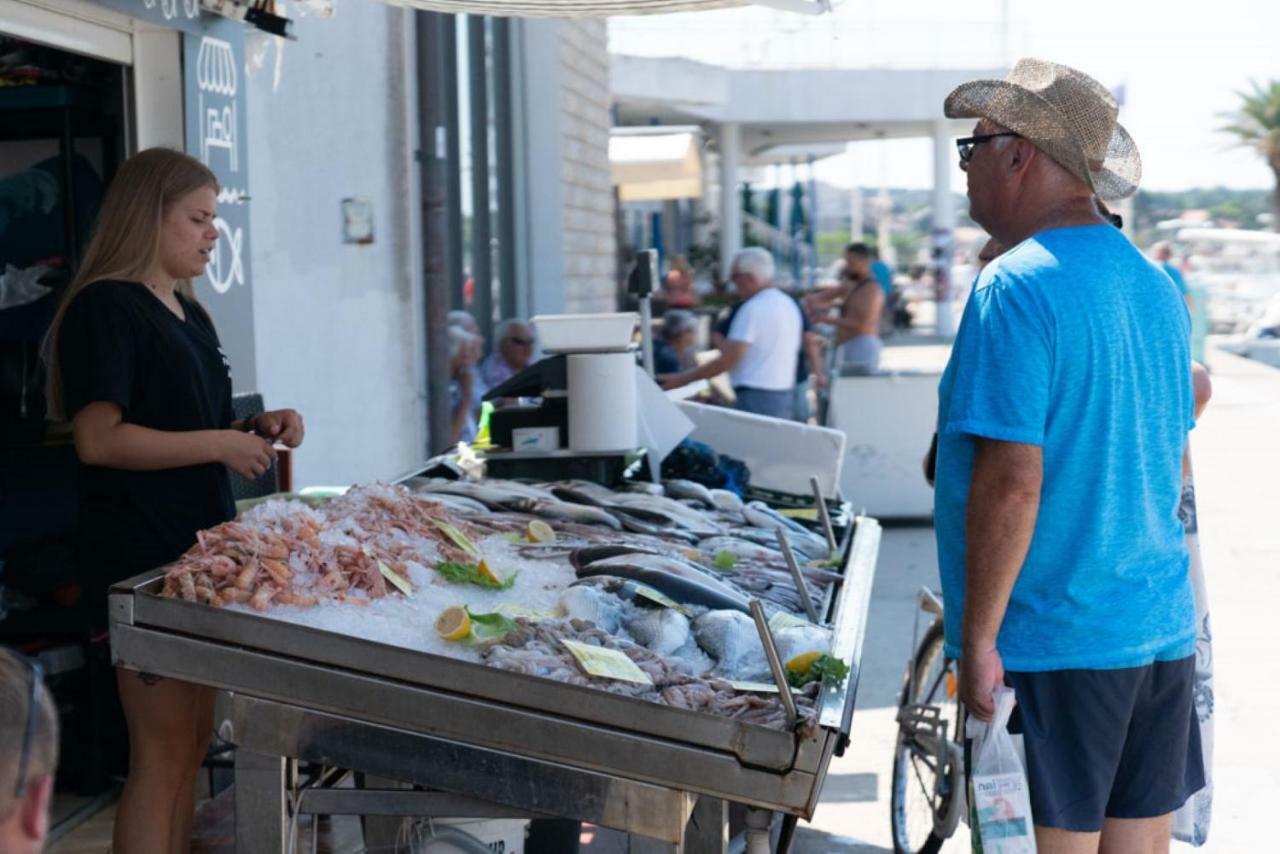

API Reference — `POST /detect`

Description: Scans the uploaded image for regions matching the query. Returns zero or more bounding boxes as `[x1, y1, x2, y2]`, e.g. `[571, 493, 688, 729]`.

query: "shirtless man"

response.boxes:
[808, 242, 884, 374]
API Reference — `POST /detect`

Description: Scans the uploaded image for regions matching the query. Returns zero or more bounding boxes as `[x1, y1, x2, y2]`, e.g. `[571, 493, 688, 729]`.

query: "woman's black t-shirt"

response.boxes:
[58, 280, 236, 605]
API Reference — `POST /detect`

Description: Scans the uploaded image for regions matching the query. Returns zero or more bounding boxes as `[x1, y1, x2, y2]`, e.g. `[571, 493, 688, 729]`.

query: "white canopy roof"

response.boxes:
[610, 128, 702, 201]
[383, 0, 827, 17]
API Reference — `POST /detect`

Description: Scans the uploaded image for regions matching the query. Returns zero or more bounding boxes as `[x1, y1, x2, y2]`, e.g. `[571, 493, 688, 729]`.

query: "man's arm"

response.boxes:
[660, 340, 748, 390]
[960, 437, 1043, 720]
[803, 331, 826, 388]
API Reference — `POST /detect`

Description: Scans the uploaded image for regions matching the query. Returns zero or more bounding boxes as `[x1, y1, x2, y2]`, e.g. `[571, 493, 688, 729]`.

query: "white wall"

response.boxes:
[246, 6, 425, 488]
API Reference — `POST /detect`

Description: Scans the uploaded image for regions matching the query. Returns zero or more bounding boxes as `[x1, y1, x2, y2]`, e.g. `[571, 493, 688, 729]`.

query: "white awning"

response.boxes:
[383, 1, 828, 18]
[610, 129, 702, 202]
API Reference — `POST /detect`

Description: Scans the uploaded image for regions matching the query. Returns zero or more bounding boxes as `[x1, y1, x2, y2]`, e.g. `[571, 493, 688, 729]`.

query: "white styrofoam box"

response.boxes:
[825, 371, 940, 519]
[531, 312, 638, 353]
[675, 401, 846, 499]
[410, 817, 527, 853]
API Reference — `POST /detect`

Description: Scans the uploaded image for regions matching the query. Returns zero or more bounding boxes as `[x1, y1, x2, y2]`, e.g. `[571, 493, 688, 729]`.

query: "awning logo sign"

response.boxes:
[197, 37, 239, 175]
[196, 36, 237, 96]
[142, 0, 200, 21]
[207, 216, 245, 295]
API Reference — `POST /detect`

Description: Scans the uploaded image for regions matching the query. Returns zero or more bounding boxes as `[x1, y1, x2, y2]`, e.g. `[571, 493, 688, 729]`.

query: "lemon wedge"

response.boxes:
[477, 559, 504, 586]
[526, 520, 556, 544]
[435, 605, 471, 641]
[785, 650, 823, 676]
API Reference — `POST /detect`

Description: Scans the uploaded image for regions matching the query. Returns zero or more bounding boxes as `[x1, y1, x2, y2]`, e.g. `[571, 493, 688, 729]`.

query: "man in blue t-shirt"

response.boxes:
[938, 60, 1202, 850]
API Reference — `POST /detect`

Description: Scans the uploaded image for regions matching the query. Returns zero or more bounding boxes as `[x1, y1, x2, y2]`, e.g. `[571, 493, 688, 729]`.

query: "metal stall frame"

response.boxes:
[108, 514, 879, 851]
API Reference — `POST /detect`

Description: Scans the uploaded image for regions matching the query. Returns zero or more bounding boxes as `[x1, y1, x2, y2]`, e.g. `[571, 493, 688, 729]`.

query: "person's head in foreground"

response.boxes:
[945, 58, 1140, 245]
[0, 650, 58, 854]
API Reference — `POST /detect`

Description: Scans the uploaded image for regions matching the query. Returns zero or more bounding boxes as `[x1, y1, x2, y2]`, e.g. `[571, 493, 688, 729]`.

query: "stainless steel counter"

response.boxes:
[108, 503, 880, 851]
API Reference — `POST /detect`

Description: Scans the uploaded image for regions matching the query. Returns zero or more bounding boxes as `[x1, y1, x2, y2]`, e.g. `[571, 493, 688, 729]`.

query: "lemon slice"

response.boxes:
[435, 605, 471, 641]
[785, 650, 823, 676]
[526, 520, 556, 544]
[477, 559, 503, 586]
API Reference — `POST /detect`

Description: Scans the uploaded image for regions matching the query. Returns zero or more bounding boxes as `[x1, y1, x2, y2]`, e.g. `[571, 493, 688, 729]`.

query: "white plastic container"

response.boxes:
[531, 312, 638, 353]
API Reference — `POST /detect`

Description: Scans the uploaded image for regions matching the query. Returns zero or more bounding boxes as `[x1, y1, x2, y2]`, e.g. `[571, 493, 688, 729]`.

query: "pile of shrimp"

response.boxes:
[160, 483, 478, 610]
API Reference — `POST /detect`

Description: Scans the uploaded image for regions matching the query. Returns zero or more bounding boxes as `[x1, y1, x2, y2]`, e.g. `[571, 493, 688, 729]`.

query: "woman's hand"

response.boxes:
[255, 409, 305, 448]
[219, 431, 277, 480]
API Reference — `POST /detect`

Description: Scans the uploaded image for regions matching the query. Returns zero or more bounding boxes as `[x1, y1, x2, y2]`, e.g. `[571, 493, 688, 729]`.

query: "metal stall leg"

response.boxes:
[361, 775, 408, 852]
[684, 796, 728, 853]
[235, 749, 289, 854]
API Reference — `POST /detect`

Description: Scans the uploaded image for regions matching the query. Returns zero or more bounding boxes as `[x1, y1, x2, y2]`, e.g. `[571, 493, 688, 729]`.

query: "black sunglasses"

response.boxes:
[955, 132, 1020, 163]
[12, 653, 43, 798]
[504, 336, 534, 347]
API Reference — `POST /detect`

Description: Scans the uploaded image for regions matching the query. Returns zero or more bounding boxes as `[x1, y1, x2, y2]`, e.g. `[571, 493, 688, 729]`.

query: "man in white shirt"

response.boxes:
[660, 247, 802, 419]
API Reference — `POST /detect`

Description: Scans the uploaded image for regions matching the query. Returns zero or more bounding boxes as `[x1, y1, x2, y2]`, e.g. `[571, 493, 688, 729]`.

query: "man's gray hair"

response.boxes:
[448, 325, 479, 360]
[731, 247, 775, 284]
[494, 318, 531, 344]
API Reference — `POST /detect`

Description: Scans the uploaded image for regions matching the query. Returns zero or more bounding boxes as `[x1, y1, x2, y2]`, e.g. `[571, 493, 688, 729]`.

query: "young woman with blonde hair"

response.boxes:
[45, 147, 304, 852]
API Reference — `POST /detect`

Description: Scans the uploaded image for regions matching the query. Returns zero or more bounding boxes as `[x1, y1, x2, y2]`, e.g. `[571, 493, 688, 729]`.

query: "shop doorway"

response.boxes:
[0, 30, 131, 830]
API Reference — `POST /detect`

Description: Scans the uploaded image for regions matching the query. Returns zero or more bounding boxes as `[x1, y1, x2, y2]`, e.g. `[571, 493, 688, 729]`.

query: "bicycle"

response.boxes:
[890, 587, 966, 854]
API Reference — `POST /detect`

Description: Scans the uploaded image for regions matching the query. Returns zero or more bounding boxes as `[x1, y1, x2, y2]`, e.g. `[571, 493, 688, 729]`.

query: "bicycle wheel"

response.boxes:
[890, 621, 963, 854]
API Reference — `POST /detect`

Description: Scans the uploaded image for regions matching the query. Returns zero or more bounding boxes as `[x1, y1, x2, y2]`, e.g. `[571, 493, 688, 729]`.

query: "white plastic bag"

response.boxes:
[967, 686, 1037, 853]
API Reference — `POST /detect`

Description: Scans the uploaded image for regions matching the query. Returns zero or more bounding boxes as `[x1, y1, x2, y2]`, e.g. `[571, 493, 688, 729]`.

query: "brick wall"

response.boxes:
[559, 19, 617, 314]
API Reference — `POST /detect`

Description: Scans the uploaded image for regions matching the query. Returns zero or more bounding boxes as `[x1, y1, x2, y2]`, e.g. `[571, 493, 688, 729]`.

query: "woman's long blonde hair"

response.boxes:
[44, 148, 219, 420]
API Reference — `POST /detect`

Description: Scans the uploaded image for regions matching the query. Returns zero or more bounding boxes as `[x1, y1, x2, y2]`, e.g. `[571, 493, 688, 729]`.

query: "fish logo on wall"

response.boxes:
[206, 217, 245, 295]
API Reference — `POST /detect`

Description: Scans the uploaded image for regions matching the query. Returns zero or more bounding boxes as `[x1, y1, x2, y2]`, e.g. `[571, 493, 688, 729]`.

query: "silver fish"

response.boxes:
[662, 479, 716, 507]
[510, 498, 623, 530]
[692, 610, 769, 681]
[709, 489, 744, 513]
[625, 481, 666, 496]
[625, 607, 691, 657]
[556, 585, 625, 633]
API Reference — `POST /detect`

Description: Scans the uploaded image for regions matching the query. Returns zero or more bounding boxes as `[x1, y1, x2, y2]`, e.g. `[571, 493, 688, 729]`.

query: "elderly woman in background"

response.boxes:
[448, 325, 483, 444]
[654, 309, 699, 375]
[480, 318, 536, 388]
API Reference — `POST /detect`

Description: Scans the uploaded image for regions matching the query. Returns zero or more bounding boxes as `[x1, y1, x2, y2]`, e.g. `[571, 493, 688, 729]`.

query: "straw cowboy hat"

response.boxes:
[944, 58, 1142, 201]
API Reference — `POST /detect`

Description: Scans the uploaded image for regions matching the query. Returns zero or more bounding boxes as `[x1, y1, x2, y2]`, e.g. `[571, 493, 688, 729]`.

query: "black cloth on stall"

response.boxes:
[58, 280, 235, 626]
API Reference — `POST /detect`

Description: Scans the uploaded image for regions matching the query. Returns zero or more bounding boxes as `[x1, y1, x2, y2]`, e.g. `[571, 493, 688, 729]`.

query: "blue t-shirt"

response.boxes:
[871, 260, 894, 295]
[935, 225, 1195, 671]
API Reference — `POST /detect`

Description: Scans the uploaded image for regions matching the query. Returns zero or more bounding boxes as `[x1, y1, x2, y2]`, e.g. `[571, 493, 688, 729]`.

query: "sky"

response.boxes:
[608, 0, 1280, 193]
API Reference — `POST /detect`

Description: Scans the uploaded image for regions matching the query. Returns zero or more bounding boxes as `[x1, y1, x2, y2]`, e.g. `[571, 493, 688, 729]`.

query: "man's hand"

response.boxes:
[810, 371, 828, 391]
[256, 409, 305, 448]
[659, 372, 687, 391]
[960, 644, 1005, 722]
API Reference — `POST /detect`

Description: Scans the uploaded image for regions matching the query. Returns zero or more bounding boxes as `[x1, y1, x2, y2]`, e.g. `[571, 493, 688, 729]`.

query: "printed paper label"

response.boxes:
[560, 639, 653, 685]
[634, 584, 691, 615]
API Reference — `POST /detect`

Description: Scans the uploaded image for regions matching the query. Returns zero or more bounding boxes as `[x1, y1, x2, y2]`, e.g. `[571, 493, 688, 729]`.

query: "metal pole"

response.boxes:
[443, 19, 464, 313]
[492, 17, 519, 322]
[774, 529, 820, 624]
[810, 475, 837, 552]
[468, 16, 494, 344]
[749, 599, 798, 728]
[416, 11, 455, 454]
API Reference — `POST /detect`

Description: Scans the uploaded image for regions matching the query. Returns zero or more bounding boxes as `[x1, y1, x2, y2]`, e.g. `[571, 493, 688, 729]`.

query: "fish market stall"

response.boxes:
[108, 473, 879, 852]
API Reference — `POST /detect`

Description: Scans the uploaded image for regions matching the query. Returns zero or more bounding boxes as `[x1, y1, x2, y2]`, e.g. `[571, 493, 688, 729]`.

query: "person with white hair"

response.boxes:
[661, 247, 801, 419]
[480, 318, 535, 389]
[447, 325, 483, 444]
[0, 649, 58, 854]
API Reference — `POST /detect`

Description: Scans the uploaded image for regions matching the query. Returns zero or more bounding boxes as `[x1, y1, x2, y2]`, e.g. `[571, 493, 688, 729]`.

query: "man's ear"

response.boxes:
[1005, 138, 1038, 176]
[19, 775, 53, 842]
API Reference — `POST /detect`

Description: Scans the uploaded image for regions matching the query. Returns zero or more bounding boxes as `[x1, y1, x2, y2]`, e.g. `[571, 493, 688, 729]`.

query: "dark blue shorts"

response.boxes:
[968, 656, 1204, 833]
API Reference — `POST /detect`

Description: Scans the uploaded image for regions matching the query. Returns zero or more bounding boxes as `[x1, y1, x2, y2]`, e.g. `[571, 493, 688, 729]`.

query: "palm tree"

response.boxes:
[1220, 80, 1280, 231]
